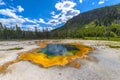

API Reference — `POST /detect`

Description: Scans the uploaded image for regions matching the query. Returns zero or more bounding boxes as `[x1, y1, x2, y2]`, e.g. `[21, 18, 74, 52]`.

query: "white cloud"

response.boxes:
[0, 5, 50, 30]
[0, 0, 5, 5]
[17, 5, 24, 12]
[55, 1, 76, 12]
[24, 18, 36, 23]
[0, 17, 37, 26]
[22, 24, 40, 31]
[0, 7, 51, 30]
[98, 0, 105, 5]
[98, 0, 108, 5]
[47, 0, 80, 26]
[47, 19, 62, 26]
[0, 8, 38, 27]
[0, 18, 25, 25]
[0, 8, 18, 18]
[51, 11, 55, 15]
[23, 24, 54, 31]
[0, 0, 80, 30]
[79, 0, 83, 3]
[52, 13, 61, 19]
[39, 18, 45, 23]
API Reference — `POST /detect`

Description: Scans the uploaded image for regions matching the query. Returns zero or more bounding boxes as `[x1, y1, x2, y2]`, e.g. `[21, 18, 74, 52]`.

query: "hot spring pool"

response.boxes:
[38, 44, 79, 56]
[0, 42, 94, 71]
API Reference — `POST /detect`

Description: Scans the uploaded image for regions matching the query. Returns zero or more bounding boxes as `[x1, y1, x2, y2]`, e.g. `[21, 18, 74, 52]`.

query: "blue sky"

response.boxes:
[0, 0, 120, 30]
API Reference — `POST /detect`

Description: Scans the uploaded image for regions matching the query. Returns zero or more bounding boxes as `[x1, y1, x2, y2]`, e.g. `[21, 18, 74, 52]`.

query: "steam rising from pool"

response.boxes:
[39, 44, 79, 56]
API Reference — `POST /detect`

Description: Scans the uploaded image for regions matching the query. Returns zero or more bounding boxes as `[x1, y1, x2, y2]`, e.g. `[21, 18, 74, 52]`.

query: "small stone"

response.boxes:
[59, 73, 62, 75]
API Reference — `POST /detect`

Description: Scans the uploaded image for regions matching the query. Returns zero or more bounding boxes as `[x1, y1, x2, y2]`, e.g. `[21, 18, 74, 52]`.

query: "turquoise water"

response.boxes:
[38, 44, 79, 56]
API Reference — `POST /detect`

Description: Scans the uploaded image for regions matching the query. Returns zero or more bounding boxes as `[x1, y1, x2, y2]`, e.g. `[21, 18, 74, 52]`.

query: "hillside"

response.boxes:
[51, 4, 120, 39]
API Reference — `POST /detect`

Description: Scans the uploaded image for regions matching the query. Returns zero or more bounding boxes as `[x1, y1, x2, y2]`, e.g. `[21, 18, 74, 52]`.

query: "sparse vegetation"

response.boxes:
[108, 45, 120, 48]
[7, 47, 23, 50]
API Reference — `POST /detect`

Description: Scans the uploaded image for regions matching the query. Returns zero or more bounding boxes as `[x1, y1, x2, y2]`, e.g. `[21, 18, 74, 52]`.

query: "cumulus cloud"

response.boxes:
[98, 0, 108, 5]
[0, 8, 18, 18]
[0, 18, 25, 26]
[39, 18, 46, 23]
[0, 7, 52, 30]
[55, 1, 76, 11]
[98, 1, 104, 4]
[79, 0, 83, 3]
[0, 0, 80, 30]
[24, 18, 37, 23]
[17, 5, 24, 12]
[0, 7, 38, 27]
[0, 5, 24, 18]
[22, 24, 54, 31]
[22, 24, 40, 31]
[0, 2, 56, 30]
[52, 13, 61, 19]
[51, 11, 55, 15]
[0, 0, 5, 5]
[48, 0, 80, 26]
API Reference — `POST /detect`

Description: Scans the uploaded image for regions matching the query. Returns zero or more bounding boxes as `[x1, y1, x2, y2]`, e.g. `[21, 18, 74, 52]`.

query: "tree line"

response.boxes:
[0, 21, 120, 40]
[50, 5, 120, 39]
[0, 23, 50, 40]
[51, 22, 120, 39]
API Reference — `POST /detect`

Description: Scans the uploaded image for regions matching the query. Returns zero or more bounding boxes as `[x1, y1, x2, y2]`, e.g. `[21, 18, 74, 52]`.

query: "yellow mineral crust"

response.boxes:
[0, 59, 20, 73]
[18, 43, 94, 68]
[0, 42, 94, 73]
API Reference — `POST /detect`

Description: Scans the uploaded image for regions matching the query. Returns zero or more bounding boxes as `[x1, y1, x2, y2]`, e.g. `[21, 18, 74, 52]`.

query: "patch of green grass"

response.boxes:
[84, 37, 120, 41]
[106, 45, 120, 48]
[7, 47, 23, 50]
[108, 45, 120, 48]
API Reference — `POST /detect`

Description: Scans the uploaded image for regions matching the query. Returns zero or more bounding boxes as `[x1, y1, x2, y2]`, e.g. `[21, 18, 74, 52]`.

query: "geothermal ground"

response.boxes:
[0, 40, 120, 80]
